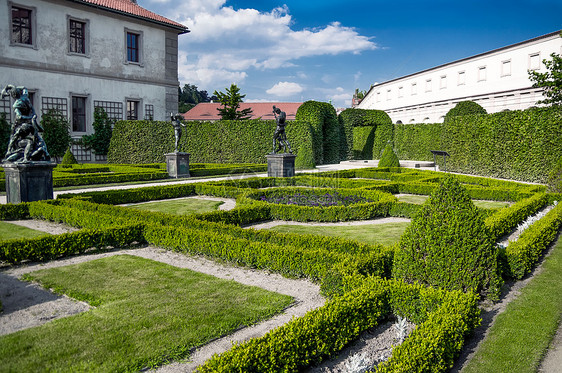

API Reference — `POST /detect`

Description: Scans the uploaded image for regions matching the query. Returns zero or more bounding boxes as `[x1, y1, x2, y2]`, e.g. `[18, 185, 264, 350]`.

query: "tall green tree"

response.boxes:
[41, 109, 72, 159]
[178, 84, 215, 113]
[82, 107, 113, 155]
[213, 84, 253, 120]
[528, 52, 562, 106]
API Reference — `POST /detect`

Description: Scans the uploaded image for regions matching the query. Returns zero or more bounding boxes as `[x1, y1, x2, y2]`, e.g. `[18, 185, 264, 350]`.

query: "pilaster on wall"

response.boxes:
[165, 31, 179, 117]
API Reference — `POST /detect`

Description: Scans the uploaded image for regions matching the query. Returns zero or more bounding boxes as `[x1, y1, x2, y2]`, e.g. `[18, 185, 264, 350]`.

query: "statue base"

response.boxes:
[165, 152, 190, 178]
[266, 153, 296, 177]
[2, 161, 57, 204]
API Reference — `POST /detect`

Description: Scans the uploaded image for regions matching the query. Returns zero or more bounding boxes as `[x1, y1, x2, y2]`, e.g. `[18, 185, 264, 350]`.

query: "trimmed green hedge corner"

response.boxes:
[296, 101, 341, 165]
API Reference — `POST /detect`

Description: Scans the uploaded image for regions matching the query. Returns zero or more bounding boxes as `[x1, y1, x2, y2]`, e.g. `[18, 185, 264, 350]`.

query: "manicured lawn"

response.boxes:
[0, 221, 49, 241]
[269, 221, 410, 246]
[0, 255, 293, 372]
[127, 197, 224, 215]
[461, 234, 562, 373]
[398, 194, 509, 209]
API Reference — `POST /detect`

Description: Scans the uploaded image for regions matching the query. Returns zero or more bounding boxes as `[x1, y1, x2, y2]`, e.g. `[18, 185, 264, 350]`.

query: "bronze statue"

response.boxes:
[272, 105, 292, 154]
[1, 85, 50, 163]
[170, 113, 186, 152]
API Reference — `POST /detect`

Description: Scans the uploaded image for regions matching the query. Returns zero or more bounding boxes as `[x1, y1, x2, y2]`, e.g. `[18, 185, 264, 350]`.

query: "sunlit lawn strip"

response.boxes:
[0, 221, 49, 241]
[269, 222, 410, 246]
[462, 233, 562, 373]
[398, 194, 510, 209]
[127, 198, 224, 215]
[0, 254, 293, 372]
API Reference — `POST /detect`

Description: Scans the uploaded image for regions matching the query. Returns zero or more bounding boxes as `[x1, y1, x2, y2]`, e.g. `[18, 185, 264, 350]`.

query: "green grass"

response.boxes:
[461, 233, 562, 373]
[269, 222, 410, 246]
[0, 255, 293, 372]
[398, 194, 509, 209]
[0, 221, 49, 241]
[127, 197, 224, 215]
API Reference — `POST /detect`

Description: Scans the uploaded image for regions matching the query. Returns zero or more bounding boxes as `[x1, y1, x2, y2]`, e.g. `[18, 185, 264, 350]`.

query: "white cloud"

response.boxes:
[157, 1, 377, 91]
[266, 82, 304, 97]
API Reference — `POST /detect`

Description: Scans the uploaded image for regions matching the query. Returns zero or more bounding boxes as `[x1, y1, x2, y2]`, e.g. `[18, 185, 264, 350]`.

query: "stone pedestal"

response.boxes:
[165, 152, 190, 178]
[2, 162, 57, 204]
[266, 153, 296, 177]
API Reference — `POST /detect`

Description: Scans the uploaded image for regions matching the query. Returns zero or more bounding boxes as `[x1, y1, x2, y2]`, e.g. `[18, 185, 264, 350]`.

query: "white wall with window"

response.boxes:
[358, 31, 562, 123]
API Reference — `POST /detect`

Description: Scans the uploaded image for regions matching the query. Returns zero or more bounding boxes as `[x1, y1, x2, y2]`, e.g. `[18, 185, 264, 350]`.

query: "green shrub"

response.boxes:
[82, 107, 113, 156]
[393, 122, 444, 162]
[61, 148, 78, 165]
[393, 176, 502, 299]
[378, 144, 400, 168]
[547, 158, 562, 192]
[41, 109, 72, 159]
[443, 100, 487, 123]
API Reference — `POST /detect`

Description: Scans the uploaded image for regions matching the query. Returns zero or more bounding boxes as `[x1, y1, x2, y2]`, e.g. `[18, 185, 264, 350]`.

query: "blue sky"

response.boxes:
[141, 0, 561, 107]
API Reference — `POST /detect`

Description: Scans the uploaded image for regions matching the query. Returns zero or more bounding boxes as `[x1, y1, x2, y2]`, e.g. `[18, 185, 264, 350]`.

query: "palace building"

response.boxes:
[1, 0, 189, 160]
[357, 31, 562, 124]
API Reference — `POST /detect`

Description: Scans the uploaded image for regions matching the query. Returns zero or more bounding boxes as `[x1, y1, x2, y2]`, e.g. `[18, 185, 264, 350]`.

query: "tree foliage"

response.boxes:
[82, 107, 113, 155]
[528, 52, 562, 106]
[41, 109, 72, 158]
[178, 84, 215, 113]
[213, 84, 253, 120]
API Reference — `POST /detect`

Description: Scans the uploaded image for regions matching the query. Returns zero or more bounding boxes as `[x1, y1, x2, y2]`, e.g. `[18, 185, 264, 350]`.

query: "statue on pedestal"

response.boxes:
[272, 105, 292, 154]
[1, 85, 50, 163]
[170, 113, 186, 152]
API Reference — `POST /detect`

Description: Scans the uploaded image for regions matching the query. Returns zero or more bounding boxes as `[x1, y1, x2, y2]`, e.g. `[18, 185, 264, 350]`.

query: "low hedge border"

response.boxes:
[504, 201, 562, 279]
[485, 193, 549, 241]
[0, 224, 144, 264]
[238, 187, 397, 222]
[196, 276, 480, 373]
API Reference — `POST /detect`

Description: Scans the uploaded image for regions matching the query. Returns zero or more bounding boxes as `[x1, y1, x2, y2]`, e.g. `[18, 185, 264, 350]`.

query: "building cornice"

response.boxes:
[0, 56, 179, 88]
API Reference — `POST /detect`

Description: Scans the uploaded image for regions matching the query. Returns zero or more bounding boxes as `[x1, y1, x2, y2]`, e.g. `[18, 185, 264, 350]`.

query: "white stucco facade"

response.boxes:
[357, 31, 562, 123]
[0, 0, 188, 158]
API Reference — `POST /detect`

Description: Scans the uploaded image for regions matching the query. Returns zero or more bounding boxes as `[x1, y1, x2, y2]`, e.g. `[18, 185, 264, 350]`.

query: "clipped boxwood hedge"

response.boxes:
[107, 119, 316, 169]
[296, 101, 341, 165]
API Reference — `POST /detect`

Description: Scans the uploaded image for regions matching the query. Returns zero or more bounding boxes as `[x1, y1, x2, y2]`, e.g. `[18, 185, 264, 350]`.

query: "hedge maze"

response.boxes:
[1, 166, 561, 372]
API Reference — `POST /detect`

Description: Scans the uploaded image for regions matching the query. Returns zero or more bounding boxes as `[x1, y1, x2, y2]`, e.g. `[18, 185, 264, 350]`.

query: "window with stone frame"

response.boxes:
[72, 96, 87, 132]
[126, 100, 139, 120]
[11, 6, 33, 45]
[69, 19, 86, 54]
[126, 31, 140, 63]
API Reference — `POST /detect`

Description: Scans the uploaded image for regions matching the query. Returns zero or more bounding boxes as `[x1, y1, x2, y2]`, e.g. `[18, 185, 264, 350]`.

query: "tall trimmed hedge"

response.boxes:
[296, 101, 340, 165]
[339, 109, 392, 160]
[107, 119, 315, 168]
[442, 106, 562, 183]
[394, 122, 443, 162]
[443, 100, 487, 123]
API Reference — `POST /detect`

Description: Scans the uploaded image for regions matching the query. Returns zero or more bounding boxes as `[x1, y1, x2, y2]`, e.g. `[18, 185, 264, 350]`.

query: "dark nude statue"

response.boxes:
[170, 113, 186, 152]
[272, 105, 292, 154]
[2, 85, 50, 163]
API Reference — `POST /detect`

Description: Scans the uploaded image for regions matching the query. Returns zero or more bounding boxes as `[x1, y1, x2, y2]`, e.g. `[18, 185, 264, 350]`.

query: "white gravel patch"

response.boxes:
[244, 217, 410, 230]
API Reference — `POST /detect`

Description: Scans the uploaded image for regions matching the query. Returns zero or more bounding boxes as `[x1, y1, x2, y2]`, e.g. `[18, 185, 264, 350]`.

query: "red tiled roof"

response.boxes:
[72, 0, 189, 32]
[181, 102, 303, 121]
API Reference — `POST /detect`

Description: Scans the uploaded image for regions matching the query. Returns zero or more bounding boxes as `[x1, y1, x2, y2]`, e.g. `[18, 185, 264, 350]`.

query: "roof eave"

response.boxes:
[67, 0, 190, 34]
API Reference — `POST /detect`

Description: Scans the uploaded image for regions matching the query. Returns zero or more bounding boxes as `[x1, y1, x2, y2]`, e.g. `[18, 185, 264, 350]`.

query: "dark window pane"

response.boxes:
[127, 32, 139, 62]
[69, 20, 86, 54]
[12, 7, 32, 45]
[72, 97, 87, 132]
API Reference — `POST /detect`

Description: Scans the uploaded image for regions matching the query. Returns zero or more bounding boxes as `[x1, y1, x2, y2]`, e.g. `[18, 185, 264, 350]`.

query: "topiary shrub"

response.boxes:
[393, 176, 502, 300]
[61, 148, 78, 165]
[443, 100, 487, 123]
[378, 143, 400, 168]
[547, 158, 562, 193]
[82, 107, 113, 156]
